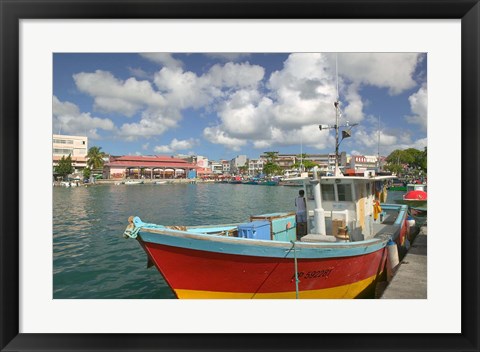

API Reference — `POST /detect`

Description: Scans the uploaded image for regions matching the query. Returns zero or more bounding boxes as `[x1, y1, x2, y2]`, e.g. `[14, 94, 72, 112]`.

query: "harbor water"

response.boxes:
[53, 183, 412, 299]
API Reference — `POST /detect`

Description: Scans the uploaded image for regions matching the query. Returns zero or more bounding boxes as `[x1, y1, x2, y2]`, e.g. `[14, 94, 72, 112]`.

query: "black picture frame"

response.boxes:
[1, 0, 478, 351]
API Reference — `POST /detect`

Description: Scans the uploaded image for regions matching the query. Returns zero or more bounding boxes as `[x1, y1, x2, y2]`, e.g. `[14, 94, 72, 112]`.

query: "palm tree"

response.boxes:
[87, 146, 106, 169]
[264, 151, 279, 163]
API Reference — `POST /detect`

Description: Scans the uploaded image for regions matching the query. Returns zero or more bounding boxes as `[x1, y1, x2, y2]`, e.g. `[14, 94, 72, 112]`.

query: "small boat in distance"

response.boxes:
[124, 180, 144, 185]
[387, 178, 407, 191]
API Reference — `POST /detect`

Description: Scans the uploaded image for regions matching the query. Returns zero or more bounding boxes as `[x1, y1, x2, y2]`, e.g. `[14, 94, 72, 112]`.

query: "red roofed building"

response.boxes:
[104, 155, 198, 180]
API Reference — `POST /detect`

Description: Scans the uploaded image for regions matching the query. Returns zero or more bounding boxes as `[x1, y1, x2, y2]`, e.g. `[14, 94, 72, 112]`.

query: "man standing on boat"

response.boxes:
[295, 190, 307, 239]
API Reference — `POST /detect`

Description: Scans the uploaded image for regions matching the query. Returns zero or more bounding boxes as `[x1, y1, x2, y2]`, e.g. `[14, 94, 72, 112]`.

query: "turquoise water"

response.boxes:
[53, 183, 297, 299]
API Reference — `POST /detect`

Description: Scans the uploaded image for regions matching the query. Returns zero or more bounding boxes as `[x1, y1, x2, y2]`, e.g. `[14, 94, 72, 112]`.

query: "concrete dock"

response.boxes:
[381, 225, 427, 299]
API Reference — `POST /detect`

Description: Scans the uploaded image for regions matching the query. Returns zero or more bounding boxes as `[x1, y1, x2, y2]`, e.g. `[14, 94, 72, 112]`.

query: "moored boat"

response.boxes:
[124, 180, 144, 185]
[124, 170, 408, 299]
[395, 183, 428, 208]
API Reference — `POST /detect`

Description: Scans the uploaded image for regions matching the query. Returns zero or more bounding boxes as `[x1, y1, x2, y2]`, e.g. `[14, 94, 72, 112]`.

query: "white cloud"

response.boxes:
[268, 53, 338, 129]
[203, 126, 247, 151]
[53, 96, 115, 139]
[140, 53, 183, 69]
[405, 85, 427, 130]
[343, 83, 364, 122]
[73, 70, 165, 117]
[118, 109, 178, 141]
[252, 125, 335, 151]
[217, 90, 274, 139]
[337, 53, 421, 95]
[153, 67, 217, 109]
[154, 138, 199, 154]
[153, 62, 264, 111]
[207, 62, 264, 88]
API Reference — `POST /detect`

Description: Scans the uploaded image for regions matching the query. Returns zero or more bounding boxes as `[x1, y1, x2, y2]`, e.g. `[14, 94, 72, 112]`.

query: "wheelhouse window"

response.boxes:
[321, 184, 335, 201]
[337, 184, 353, 201]
[306, 185, 314, 200]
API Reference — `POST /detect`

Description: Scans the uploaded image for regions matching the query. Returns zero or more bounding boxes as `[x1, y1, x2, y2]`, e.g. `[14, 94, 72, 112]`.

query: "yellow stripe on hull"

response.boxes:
[175, 275, 377, 299]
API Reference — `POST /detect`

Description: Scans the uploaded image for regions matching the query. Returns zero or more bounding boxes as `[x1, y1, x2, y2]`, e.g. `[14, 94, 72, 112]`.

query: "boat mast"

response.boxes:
[334, 55, 340, 176]
[377, 115, 381, 171]
[318, 54, 357, 176]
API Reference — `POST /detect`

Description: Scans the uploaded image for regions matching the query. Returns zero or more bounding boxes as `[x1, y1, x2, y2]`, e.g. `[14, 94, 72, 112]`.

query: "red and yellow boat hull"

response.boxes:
[137, 230, 389, 299]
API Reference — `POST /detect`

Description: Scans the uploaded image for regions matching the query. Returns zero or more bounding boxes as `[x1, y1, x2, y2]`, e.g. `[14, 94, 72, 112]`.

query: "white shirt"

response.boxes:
[295, 196, 306, 212]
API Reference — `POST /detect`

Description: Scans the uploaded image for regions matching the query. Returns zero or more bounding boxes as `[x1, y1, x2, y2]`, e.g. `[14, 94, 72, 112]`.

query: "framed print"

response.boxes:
[1, 0, 479, 351]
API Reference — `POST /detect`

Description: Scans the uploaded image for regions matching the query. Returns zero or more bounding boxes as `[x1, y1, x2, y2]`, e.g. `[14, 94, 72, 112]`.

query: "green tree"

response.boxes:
[264, 151, 279, 163]
[385, 147, 427, 176]
[55, 155, 74, 180]
[83, 167, 91, 179]
[294, 154, 317, 171]
[263, 162, 282, 176]
[87, 146, 106, 169]
[419, 147, 427, 172]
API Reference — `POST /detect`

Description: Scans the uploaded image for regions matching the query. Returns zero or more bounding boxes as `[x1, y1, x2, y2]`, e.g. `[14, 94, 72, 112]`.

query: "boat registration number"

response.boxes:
[291, 268, 333, 281]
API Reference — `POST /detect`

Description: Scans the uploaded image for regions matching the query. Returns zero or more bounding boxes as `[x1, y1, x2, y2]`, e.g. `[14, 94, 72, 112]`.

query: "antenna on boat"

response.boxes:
[300, 131, 304, 172]
[377, 115, 381, 171]
[318, 53, 358, 176]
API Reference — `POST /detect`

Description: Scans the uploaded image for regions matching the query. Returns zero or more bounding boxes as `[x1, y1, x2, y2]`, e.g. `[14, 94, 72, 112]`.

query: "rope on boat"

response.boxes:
[123, 224, 141, 239]
[123, 216, 164, 239]
[290, 241, 300, 299]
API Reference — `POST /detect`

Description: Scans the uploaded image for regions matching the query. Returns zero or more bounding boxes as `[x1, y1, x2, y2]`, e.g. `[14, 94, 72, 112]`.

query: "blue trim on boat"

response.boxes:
[380, 204, 408, 226]
[138, 229, 387, 259]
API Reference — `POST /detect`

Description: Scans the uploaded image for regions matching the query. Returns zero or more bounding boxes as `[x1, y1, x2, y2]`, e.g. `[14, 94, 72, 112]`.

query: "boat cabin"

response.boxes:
[300, 171, 400, 242]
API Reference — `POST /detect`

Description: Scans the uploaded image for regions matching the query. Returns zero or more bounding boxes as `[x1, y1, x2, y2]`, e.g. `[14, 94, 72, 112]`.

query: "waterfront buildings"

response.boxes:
[259, 152, 347, 175]
[103, 155, 197, 179]
[52, 134, 387, 180]
[349, 155, 380, 173]
[52, 134, 88, 175]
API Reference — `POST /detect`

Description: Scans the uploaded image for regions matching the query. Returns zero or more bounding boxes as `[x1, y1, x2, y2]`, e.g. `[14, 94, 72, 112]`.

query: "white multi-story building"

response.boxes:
[221, 160, 231, 174]
[230, 155, 247, 174]
[210, 161, 223, 175]
[52, 134, 88, 174]
[248, 158, 266, 176]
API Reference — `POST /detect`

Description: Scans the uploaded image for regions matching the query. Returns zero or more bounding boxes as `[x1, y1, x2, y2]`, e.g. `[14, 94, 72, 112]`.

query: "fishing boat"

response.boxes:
[124, 169, 408, 299]
[123, 84, 410, 299]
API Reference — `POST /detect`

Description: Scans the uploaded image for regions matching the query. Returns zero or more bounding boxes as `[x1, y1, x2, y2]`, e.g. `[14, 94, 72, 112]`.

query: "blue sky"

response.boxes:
[53, 53, 427, 161]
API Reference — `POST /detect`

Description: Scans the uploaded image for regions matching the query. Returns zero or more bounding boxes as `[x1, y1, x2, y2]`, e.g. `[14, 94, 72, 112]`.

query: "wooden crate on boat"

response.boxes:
[250, 212, 296, 241]
[332, 219, 346, 237]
